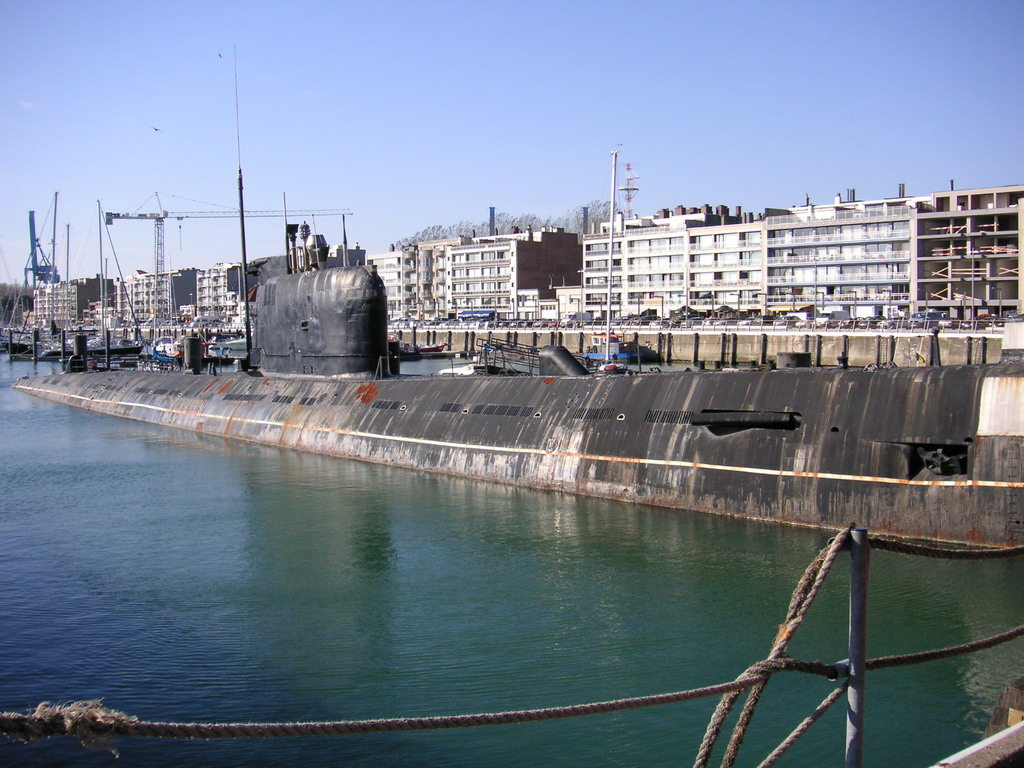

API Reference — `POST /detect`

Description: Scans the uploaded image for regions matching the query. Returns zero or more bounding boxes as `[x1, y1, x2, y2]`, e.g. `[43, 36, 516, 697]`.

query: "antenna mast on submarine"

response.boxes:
[234, 47, 253, 368]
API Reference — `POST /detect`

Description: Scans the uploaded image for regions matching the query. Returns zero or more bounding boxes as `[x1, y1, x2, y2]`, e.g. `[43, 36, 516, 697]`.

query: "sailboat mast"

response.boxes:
[65, 223, 70, 329]
[51, 191, 59, 284]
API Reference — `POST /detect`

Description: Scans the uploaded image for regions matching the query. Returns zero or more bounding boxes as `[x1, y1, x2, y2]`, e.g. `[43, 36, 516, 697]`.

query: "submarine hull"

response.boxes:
[15, 362, 1024, 546]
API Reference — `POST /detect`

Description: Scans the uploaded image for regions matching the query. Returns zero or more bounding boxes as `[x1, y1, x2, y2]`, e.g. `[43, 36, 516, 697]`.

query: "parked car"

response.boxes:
[906, 310, 950, 329]
[736, 315, 775, 327]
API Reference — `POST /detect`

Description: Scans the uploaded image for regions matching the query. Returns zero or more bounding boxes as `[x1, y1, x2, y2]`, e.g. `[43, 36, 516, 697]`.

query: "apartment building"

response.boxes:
[368, 238, 459, 321]
[32, 275, 110, 326]
[369, 229, 581, 322]
[915, 185, 1024, 318]
[115, 268, 198, 322]
[764, 189, 924, 319]
[366, 247, 406, 319]
[448, 228, 580, 320]
[581, 205, 764, 319]
[195, 263, 245, 323]
[687, 214, 765, 314]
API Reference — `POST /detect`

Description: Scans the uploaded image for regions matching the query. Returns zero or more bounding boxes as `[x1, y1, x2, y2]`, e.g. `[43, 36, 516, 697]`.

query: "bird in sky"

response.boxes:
[152, 127, 161, 132]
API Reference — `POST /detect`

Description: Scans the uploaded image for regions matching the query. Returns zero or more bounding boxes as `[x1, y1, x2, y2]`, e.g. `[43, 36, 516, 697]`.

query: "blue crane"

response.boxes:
[24, 209, 60, 287]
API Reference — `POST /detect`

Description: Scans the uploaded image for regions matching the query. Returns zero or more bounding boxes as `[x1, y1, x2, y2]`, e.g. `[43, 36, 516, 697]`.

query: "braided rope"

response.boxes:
[0, 676, 766, 749]
[694, 526, 853, 768]
[721, 526, 853, 768]
[868, 537, 1024, 559]
[754, 683, 849, 768]
[866, 623, 1024, 671]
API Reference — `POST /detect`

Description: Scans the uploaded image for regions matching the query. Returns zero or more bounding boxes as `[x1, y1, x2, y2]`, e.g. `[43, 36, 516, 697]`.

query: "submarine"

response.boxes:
[14, 224, 1024, 547]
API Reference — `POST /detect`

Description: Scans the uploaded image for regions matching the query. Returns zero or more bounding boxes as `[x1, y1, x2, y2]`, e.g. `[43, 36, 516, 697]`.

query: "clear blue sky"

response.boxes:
[2, 0, 1022, 281]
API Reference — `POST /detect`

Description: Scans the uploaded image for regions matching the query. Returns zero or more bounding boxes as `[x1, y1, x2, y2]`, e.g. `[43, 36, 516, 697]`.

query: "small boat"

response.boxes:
[390, 337, 448, 359]
[0, 332, 32, 355]
[581, 333, 660, 363]
[209, 336, 247, 359]
[416, 343, 447, 355]
[150, 336, 181, 362]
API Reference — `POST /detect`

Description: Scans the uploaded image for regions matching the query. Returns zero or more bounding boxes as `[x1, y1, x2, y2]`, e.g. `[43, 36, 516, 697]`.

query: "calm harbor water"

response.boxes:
[1, 358, 1021, 767]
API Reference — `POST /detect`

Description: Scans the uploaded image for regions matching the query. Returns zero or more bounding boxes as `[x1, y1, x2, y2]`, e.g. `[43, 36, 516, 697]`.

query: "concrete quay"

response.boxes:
[392, 326, 1004, 369]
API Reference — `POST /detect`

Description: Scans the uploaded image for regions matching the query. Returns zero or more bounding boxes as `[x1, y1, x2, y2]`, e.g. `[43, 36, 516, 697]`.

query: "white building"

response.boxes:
[368, 229, 581, 322]
[764, 190, 925, 319]
[581, 205, 765, 319]
[196, 262, 245, 324]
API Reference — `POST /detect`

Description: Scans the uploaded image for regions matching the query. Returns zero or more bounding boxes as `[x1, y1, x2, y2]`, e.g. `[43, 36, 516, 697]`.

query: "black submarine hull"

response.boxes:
[14, 361, 1024, 546]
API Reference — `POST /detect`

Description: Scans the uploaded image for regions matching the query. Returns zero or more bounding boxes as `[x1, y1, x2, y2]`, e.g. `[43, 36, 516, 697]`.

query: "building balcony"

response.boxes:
[767, 272, 910, 286]
[766, 250, 909, 267]
[454, 289, 515, 299]
[767, 230, 910, 248]
[624, 279, 689, 291]
[688, 241, 762, 253]
[765, 205, 912, 227]
[691, 279, 761, 289]
[767, 292, 910, 305]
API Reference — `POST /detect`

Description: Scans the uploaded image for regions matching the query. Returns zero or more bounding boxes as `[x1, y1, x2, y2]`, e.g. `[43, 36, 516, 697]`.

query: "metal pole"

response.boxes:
[579, 270, 585, 326]
[846, 527, 870, 768]
[604, 150, 618, 363]
[233, 47, 253, 369]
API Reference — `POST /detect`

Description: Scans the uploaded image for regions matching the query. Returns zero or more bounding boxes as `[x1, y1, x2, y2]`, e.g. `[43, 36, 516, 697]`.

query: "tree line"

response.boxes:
[395, 201, 610, 247]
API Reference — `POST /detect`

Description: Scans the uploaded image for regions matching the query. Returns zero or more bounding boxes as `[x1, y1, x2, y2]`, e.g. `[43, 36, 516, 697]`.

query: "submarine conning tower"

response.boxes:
[252, 263, 390, 377]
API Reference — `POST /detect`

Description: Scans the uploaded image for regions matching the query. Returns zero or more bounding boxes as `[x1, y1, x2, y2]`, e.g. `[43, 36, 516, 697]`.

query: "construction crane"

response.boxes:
[103, 207, 349, 320]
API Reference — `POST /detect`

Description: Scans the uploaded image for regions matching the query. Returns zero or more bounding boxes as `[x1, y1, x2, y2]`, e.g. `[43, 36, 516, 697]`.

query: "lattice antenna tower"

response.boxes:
[620, 163, 640, 219]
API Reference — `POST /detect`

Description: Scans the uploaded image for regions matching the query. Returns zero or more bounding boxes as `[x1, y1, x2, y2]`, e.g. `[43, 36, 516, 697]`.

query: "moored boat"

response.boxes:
[581, 332, 660, 363]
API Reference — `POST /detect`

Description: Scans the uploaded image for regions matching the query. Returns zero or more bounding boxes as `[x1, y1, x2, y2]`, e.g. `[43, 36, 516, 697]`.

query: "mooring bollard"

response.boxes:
[182, 336, 203, 375]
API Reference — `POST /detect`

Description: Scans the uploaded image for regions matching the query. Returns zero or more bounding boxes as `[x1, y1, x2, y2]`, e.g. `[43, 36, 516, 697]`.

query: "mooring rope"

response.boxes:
[868, 537, 1024, 559]
[866, 623, 1024, 671]
[3, 528, 1022, 764]
[0, 676, 770, 751]
[754, 682, 850, 768]
[694, 525, 853, 768]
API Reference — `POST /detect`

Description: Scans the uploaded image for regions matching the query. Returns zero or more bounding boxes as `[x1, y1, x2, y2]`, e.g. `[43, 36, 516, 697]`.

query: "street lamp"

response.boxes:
[812, 252, 819, 321]
[577, 268, 586, 326]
